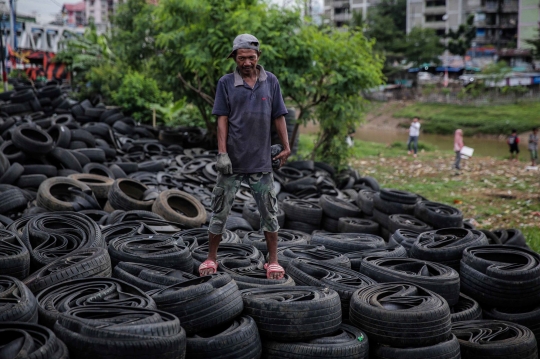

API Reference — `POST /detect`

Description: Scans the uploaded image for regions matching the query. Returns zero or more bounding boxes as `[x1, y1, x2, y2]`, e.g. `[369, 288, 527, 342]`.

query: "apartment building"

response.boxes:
[323, 0, 381, 27]
[406, 0, 540, 49]
[85, 0, 122, 29]
[61, 2, 86, 27]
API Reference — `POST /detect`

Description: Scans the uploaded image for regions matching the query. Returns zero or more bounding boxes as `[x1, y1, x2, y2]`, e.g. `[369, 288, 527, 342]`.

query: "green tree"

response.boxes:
[525, 28, 540, 60]
[112, 71, 173, 121]
[446, 14, 476, 61]
[403, 27, 444, 66]
[55, 22, 116, 79]
[97, 0, 384, 167]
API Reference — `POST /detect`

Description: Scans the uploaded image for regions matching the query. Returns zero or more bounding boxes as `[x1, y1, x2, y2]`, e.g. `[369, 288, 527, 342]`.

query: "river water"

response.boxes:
[302, 125, 522, 158]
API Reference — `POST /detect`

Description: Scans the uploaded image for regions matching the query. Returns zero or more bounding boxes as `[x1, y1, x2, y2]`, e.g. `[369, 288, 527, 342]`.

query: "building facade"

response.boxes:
[323, 0, 381, 27]
[62, 2, 86, 27]
[406, 0, 540, 49]
[85, 0, 122, 29]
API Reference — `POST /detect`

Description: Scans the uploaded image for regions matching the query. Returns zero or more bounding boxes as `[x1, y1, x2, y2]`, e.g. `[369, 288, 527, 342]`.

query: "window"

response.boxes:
[425, 14, 445, 22]
[426, 0, 445, 7]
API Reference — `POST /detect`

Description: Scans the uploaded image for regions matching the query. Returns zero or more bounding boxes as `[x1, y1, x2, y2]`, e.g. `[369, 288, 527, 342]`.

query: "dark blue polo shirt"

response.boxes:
[212, 65, 288, 174]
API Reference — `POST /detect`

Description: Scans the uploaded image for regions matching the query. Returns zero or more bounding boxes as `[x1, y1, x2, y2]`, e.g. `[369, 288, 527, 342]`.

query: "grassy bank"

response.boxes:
[296, 134, 540, 251]
[393, 102, 540, 136]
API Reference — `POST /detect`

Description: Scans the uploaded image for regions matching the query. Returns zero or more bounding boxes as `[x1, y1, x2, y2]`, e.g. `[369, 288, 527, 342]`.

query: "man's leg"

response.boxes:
[407, 136, 412, 154]
[413, 136, 418, 156]
[247, 172, 282, 279]
[201, 173, 242, 275]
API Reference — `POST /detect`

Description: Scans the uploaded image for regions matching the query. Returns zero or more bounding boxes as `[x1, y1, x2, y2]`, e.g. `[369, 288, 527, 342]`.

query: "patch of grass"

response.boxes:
[295, 134, 436, 162]
[393, 102, 540, 136]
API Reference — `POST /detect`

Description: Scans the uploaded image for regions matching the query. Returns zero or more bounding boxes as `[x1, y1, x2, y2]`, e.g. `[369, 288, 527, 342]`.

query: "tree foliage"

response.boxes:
[446, 15, 476, 58]
[68, 0, 384, 168]
[525, 28, 540, 60]
[404, 27, 444, 66]
[112, 71, 173, 121]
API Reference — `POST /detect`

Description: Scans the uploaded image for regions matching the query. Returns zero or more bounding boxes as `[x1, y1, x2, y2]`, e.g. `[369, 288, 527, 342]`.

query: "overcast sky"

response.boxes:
[13, 0, 323, 25]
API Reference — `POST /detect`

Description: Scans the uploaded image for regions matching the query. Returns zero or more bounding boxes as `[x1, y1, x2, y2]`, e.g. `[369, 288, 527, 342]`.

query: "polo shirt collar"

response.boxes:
[233, 65, 268, 87]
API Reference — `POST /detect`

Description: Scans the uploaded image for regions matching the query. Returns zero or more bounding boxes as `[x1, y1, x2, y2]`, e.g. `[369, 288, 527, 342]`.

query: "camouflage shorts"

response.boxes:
[208, 172, 279, 235]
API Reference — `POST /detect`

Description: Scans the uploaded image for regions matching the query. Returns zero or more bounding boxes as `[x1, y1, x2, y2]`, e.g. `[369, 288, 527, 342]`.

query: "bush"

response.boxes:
[84, 63, 123, 101]
[112, 71, 173, 122]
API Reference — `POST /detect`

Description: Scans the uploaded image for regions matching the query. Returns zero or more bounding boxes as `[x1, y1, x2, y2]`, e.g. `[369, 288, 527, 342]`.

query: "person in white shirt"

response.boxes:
[407, 117, 420, 158]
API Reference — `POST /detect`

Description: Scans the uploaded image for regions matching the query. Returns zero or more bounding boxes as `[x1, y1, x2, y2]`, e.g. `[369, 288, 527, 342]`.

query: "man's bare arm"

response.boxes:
[217, 116, 228, 153]
[273, 115, 291, 167]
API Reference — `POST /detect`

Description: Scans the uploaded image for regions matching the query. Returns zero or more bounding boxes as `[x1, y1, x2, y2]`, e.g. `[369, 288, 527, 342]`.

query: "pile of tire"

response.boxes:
[0, 86, 538, 358]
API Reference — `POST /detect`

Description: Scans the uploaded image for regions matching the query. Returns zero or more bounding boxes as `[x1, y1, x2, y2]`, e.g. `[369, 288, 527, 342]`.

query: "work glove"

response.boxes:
[216, 153, 233, 175]
[271, 144, 283, 170]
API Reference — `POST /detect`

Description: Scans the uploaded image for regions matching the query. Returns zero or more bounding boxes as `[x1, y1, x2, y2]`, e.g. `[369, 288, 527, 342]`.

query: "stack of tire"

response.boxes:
[459, 245, 540, 345]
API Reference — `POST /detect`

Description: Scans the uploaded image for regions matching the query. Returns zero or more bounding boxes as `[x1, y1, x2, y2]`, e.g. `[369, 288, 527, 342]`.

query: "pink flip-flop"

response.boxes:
[264, 263, 285, 280]
[198, 259, 218, 276]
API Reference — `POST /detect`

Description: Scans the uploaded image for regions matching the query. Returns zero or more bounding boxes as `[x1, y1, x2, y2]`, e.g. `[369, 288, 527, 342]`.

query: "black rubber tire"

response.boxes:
[115, 162, 139, 174]
[0, 275, 38, 323]
[451, 293, 482, 323]
[387, 214, 432, 234]
[380, 188, 418, 204]
[350, 282, 452, 348]
[373, 334, 461, 359]
[12, 125, 55, 155]
[23, 247, 111, 293]
[70, 128, 95, 147]
[344, 245, 408, 271]
[311, 232, 385, 253]
[321, 215, 339, 232]
[149, 273, 243, 335]
[356, 176, 380, 192]
[109, 164, 128, 179]
[319, 194, 361, 219]
[186, 316, 262, 359]
[113, 261, 197, 291]
[0, 322, 69, 358]
[0, 188, 28, 213]
[83, 162, 115, 178]
[241, 286, 342, 341]
[287, 258, 376, 319]
[47, 124, 72, 148]
[451, 320, 538, 359]
[0, 163, 24, 185]
[388, 228, 421, 254]
[54, 306, 185, 359]
[226, 216, 254, 231]
[360, 256, 460, 306]
[357, 189, 376, 216]
[242, 230, 310, 256]
[276, 244, 350, 269]
[47, 147, 83, 172]
[338, 217, 379, 235]
[263, 324, 369, 359]
[74, 148, 106, 163]
[0, 141, 26, 163]
[23, 164, 58, 177]
[68, 173, 114, 199]
[410, 228, 489, 271]
[415, 201, 463, 229]
[108, 178, 153, 211]
[282, 199, 323, 225]
[35, 277, 156, 329]
[36, 177, 93, 211]
[152, 189, 207, 228]
[373, 193, 416, 215]
[483, 305, 540, 343]
[460, 245, 540, 308]
[16, 174, 47, 189]
[0, 229, 30, 279]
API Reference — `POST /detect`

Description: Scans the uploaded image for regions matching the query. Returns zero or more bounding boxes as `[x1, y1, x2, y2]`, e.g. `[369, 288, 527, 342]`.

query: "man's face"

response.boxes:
[413, 118, 418, 123]
[235, 49, 259, 76]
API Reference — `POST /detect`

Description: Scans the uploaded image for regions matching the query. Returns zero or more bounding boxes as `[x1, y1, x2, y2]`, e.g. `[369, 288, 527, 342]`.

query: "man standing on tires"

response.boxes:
[199, 34, 291, 280]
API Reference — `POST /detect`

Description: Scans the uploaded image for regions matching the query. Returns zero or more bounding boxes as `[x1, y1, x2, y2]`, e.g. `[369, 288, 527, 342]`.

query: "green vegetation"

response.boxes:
[55, 0, 384, 168]
[393, 102, 540, 136]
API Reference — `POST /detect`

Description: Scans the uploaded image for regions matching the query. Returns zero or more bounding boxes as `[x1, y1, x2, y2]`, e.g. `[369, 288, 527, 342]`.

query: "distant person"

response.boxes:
[407, 117, 420, 158]
[507, 129, 520, 161]
[529, 127, 538, 166]
[454, 129, 464, 170]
